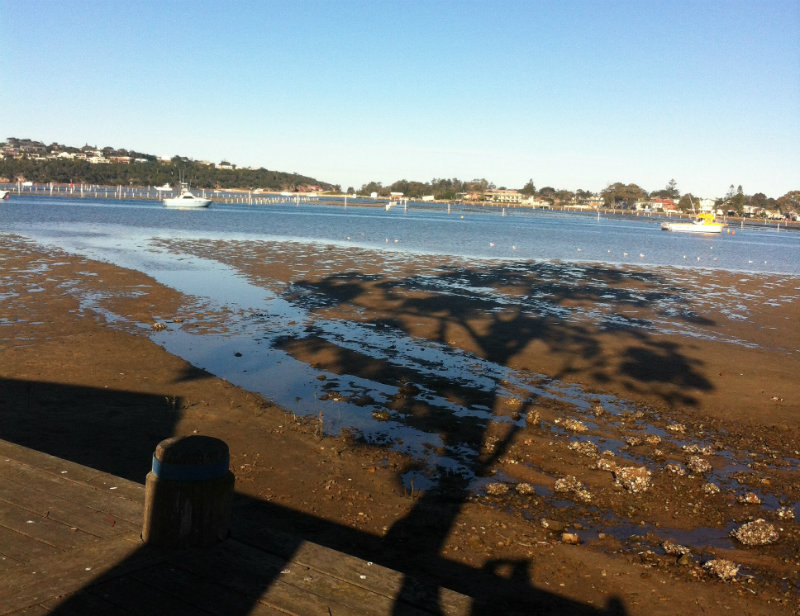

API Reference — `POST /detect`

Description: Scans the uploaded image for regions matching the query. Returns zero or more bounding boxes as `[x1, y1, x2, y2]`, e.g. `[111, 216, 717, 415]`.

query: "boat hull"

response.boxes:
[660, 221, 722, 233]
[163, 198, 212, 208]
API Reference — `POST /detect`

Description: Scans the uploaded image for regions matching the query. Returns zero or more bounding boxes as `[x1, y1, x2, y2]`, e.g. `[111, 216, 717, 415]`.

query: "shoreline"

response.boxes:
[1, 232, 798, 613]
[4, 185, 798, 233]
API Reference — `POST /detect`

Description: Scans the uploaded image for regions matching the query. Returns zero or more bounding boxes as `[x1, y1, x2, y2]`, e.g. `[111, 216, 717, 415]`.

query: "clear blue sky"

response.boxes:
[2, 0, 798, 198]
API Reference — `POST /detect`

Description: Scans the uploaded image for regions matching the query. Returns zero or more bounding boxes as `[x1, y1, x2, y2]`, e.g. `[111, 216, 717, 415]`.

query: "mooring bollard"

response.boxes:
[142, 435, 234, 547]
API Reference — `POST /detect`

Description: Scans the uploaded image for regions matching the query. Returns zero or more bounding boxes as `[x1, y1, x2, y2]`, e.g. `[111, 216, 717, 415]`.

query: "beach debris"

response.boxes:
[554, 475, 584, 493]
[666, 423, 686, 433]
[594, 453, 618, 472]
[662, 540, 691, 556]
[540, 518, 566, 532]
[776, 506, 795, 521]
[515, 482, 536, 495]
[152, 322, 167, 331]
[561, 532, 581, 545]
[687, 456, 712, 474]
[703, 559, 740, 581]
[371, 409, 391, 422]
[503, 397, 523, 410]
[737, 492, 761, 505]
[702, 482, 720, 495]
[568, 440, 599, 458]
[525, 409, 541, 426]
[665, 463, 686, 475]
[683, 444, 713, 455]
[486, 482, 510, 496]
[553, 476, 592, 503]
[613, 466, 652, 493]
[731, 519, 779, 546]
[563, 418, 588, 433]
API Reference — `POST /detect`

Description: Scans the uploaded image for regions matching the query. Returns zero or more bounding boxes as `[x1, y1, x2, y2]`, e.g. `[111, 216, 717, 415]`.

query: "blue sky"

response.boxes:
[2, 0, 798, 198]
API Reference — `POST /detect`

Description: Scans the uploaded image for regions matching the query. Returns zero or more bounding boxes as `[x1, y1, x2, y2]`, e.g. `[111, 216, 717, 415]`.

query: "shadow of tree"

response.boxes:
[2, 258, 715, 614]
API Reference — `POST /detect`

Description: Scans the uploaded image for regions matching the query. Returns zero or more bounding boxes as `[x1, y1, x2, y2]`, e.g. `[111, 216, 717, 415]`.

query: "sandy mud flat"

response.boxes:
[1, 233, 798, 614]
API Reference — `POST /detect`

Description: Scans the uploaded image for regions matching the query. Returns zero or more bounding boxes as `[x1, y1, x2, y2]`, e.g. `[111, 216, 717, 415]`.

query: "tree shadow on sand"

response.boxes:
[270, 260, 715, 614]
[3, 259, 714, 614]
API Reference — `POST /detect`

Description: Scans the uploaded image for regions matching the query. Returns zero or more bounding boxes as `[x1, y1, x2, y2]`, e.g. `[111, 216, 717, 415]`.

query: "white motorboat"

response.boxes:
[163, 184, 211, 208]
[0, 189, 9, 200]
[661, 212, 723, 234]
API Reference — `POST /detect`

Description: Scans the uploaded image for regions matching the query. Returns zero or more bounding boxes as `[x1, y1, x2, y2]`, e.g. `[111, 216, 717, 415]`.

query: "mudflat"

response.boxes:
[1, 233, 798, 614]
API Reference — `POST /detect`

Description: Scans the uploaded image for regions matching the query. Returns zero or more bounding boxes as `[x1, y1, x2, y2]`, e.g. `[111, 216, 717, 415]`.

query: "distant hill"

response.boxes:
[0, 138, 337, 192]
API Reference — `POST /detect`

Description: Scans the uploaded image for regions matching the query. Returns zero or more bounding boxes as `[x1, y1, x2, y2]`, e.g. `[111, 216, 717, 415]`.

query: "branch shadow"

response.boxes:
[2, 259, 713, 614]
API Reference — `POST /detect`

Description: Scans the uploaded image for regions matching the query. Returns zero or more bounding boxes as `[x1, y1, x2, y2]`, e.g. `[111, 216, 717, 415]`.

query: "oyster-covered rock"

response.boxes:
[703, 559, 740, 581]
[613, 466, 652, 493]
[731, 519, 779, 545]
[486, 482, 510, 496]
[687, 456, 712, 474]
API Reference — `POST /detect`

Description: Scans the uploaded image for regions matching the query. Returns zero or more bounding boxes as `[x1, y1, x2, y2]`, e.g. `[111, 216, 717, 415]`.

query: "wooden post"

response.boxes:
[142, 435, 234, 547]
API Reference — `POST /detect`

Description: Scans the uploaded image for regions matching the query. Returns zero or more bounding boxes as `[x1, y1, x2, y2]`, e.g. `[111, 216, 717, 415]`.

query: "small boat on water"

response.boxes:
[163, 183, 211, 208]
[661, 212, 722, 234]
[0, 189, 10, 200]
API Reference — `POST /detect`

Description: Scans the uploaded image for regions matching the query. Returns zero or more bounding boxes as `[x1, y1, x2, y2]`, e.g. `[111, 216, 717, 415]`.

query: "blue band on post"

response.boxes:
[151, 455, 230, 481]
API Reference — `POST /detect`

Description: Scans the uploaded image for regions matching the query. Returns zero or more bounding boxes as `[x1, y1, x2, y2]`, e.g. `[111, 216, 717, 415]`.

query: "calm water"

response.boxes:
[2, 195, 798, 274]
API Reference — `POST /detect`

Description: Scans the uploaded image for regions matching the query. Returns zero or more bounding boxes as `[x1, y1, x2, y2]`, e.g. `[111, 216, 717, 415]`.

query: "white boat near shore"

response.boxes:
[661, 213, 723, 234]
[163, 184, 211, 208]
[0, 189, 10, 200]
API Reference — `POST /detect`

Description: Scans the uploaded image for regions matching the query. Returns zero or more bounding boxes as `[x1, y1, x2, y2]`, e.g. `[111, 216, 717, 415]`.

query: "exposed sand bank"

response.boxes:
[1, 233, 798, 614]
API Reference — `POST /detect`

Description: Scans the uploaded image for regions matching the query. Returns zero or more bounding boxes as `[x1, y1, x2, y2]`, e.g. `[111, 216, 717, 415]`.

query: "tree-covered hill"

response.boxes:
[0, 139, 335, 191]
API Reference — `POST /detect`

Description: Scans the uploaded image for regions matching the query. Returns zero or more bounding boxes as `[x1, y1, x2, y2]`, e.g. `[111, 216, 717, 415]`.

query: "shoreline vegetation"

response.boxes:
[2, 138, 798, 218]
[3, 181, 799, 231]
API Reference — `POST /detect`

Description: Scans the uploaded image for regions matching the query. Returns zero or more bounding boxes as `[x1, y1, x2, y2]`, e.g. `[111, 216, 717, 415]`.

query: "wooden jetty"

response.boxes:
[0, 438, 472, 615]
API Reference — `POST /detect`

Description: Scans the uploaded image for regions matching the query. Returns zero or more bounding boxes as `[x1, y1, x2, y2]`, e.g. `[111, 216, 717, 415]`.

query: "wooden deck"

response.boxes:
[0, 439, 472, 615]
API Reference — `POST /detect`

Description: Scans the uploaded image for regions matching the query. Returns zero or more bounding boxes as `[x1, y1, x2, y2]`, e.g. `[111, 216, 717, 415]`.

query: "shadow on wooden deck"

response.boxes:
[0, 377, 627, 615]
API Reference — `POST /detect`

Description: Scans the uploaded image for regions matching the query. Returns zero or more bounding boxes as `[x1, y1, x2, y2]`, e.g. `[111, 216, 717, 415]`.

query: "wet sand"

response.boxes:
[1, 233, 798, 614]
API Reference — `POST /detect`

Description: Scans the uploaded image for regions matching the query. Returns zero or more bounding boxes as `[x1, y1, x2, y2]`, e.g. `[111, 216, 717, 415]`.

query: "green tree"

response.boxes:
[601, 182, 647, 208]
[520, 178, 536, 196]
[677, 194, 696, 212]
[731, 185, 746, 215]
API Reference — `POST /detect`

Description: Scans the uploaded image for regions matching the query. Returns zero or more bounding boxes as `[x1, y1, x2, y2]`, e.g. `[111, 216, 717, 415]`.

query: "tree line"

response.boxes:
[357, 177, 798, 215]
[0, 156, 334, 193]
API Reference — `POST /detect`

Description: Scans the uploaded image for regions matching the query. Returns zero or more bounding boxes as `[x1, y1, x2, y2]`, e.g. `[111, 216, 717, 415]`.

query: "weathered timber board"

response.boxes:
[0, 523, 61, 569]
[171, 539, 430, 616]
[0, 471, 139, 538]
[131, 563, 287, 616]
[0, 536, 155, 615]
[0, 440, 145, 504]
[233, 519, 472, 615]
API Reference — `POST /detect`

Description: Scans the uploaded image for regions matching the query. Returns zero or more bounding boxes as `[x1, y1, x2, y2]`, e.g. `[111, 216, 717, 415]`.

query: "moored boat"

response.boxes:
[0, 189, 9, 200]
[661, 212, 722, 234]
[163, 183, 212, 208]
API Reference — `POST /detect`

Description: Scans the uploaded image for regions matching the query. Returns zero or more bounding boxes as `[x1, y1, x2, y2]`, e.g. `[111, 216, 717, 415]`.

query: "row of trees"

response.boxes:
[355, 176, 798, 215]
[0, 157, 334, 193]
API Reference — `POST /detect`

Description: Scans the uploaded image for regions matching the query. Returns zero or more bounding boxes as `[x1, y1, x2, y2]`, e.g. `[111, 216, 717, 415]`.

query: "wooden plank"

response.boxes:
[233, 522, 472, 616]
[0, 536, 157, 615]
[0, 440, 145, 504]
[131, 563, 287, 616]
[0, 498, 99, 552]
[86, 575, 214, 616]
[42, 590, 137, 616]
[0, 524, 59, 567]
[173, 539, 430, 616]
[0, 468, 140, 537]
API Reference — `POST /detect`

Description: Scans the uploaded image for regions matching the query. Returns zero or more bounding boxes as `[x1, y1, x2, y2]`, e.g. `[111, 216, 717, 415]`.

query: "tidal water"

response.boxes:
[2, 196, 799, 274]
[2, 196, 798, 513]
